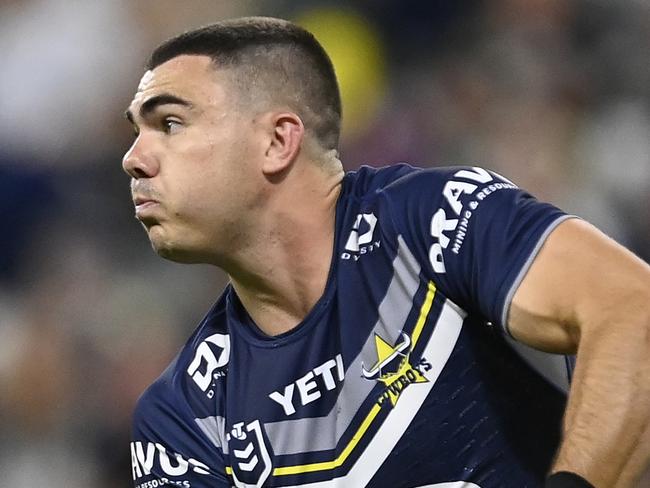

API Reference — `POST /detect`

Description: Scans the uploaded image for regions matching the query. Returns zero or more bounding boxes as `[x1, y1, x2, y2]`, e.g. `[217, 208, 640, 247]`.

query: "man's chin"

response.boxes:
[151, 240, 208, 264]
[147, 226, 211, 264]
[151, 242, 195, 263]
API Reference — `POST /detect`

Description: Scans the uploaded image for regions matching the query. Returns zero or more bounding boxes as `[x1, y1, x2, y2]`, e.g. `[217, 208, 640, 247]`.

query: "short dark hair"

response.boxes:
[148, 17, 342, 151]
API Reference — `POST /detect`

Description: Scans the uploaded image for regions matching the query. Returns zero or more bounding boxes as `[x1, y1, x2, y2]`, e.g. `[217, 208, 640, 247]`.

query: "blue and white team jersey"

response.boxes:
[131, 164, 577, 488]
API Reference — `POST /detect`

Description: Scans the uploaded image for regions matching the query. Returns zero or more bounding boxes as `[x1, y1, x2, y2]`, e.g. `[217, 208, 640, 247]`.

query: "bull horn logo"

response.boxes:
[361, 332, 411, 379]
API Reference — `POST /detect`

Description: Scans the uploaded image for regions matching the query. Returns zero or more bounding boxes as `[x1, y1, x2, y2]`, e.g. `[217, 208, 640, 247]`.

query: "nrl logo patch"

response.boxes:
[362, 332, 431, 407]
[227, 420, 272, 488]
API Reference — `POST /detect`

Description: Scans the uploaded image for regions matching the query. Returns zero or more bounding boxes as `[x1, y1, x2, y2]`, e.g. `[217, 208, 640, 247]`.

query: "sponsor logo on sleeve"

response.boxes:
[130, 441, 211, 486]
[428, 167, 516, 273]
[186, 333, 230, 399]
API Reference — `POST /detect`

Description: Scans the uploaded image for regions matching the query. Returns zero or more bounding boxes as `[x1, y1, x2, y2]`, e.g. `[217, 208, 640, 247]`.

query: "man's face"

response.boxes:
[123, 55, 262, 263]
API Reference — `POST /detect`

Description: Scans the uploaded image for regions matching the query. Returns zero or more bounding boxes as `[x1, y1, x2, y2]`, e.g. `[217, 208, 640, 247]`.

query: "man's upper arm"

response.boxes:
[508, 218, 650, 354]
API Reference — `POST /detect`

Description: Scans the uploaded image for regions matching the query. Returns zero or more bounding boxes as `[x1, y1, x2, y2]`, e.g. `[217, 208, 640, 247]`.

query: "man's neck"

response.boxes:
[227, 166, 344, 336]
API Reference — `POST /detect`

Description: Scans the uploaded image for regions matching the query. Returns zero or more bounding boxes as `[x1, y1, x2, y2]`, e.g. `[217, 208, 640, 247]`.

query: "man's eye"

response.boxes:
[163, 118, 182, 134]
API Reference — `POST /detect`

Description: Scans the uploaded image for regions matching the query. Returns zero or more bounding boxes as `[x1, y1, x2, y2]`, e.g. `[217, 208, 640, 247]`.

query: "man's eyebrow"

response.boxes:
[124, 94, 193, 124]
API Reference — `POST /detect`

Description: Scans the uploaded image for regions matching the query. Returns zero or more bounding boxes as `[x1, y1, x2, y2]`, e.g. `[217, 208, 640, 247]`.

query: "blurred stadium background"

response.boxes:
[1, 0, 649, 486]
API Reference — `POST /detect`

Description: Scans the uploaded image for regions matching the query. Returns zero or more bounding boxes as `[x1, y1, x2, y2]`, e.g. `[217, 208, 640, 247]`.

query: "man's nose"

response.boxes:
[122, 136, 159, 179]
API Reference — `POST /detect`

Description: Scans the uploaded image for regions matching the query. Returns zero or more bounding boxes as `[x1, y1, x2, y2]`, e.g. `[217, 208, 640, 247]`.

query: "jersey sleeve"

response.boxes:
[380, 166, 575, 336]
[130, 356, 231, 488]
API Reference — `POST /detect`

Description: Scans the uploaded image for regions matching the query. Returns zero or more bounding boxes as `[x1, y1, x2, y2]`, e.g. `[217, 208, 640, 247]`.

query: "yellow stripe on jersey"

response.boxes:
[272, 403, 382, 475]
[226, 281, 437, 478]
[411, 281, 436, 347]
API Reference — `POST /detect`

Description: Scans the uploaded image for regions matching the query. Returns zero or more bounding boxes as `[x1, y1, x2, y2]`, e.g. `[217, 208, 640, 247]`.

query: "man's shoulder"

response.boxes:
[345, 163, 484, 203]
[344, 162, 418, 194]
[338, 163, 468, 251]
[346, 162, 476, 194]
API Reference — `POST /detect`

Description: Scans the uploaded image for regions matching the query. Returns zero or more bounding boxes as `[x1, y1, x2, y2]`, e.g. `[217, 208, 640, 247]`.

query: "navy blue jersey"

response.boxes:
[131, 164, 576, 488]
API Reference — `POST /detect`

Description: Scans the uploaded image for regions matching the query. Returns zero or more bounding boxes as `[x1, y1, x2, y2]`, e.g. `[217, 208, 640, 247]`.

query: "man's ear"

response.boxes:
[262, 112, 305, 176]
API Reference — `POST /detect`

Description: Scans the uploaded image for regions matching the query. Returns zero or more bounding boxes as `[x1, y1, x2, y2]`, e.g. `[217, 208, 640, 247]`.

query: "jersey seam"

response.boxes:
[499, 214, 581, 338]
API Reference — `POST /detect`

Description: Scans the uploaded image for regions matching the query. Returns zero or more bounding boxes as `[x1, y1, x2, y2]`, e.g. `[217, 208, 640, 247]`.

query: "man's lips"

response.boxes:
[133, 196, 157, 205]
[133, 196, 160, 218]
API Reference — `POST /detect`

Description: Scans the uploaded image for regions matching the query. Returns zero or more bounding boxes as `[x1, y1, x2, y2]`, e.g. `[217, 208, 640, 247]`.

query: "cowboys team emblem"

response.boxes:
[362, 332, 429, 407]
